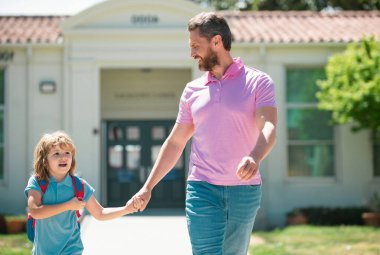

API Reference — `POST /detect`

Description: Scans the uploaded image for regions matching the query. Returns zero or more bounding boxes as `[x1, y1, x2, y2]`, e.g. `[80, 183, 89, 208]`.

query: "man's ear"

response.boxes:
[213, 35, 222, 47]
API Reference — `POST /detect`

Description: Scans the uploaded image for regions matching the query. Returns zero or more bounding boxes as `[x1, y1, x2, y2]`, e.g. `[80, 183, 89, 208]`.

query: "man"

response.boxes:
[134, 12, 277, 255]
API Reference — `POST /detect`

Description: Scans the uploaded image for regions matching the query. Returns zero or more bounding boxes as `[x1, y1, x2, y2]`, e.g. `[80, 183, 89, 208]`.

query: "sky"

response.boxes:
[0, 0, 105, 15]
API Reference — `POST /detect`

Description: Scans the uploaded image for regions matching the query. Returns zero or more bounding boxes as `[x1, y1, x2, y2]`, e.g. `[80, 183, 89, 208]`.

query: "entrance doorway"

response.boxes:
[105, 120, 186, 208]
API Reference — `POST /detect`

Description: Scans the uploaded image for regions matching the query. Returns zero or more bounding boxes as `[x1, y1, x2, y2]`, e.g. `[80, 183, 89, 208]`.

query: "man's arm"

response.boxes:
[236, 106, 277, 181]
[135, 122, 194, 211]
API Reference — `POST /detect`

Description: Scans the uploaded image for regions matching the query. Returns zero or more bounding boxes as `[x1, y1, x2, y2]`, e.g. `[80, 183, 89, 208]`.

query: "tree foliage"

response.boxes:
[192, 0, 380, 10]
[316, 36, 380, 133]
[256, 0, 380, 10]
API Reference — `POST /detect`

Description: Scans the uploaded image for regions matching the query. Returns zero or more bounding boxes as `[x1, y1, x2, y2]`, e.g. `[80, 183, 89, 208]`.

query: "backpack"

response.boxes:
[26, 175, 85, 242]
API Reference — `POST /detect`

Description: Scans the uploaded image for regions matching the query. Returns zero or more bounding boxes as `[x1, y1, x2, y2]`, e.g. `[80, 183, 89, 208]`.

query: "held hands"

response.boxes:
[236, 156, 260, 181]
[125, 196, 145, 214]
[131, 187, 152, 212]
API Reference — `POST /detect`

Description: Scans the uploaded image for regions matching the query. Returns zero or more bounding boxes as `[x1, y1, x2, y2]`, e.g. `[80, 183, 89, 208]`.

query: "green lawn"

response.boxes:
[0, 233, 31, 255]
[250, 225, 380, 255]
[1, 226, 380, 255]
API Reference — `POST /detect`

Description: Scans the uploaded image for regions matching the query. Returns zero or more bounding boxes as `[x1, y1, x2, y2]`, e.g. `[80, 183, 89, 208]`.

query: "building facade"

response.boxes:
[0, 0, 379, 228]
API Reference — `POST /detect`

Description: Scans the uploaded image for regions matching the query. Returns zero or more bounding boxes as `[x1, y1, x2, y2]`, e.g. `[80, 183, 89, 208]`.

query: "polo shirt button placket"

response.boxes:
[216, 81, 222, 103]
[56, 183, 60, 202]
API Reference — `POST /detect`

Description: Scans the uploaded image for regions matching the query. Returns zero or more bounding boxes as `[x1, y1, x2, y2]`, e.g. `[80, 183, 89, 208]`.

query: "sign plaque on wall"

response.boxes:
[114, 92, 176, 100]
[131, 15, 159, 25]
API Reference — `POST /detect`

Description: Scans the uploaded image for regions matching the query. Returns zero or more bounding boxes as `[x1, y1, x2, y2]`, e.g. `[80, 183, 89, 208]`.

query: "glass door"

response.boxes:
[105, 120, 186, 208]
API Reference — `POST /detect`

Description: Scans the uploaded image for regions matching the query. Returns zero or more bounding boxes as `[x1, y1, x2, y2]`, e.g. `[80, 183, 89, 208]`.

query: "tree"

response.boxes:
[191, 0, 380, 10]
[316, 36, 380, 134]
[326, 0, 380, 10]
[257, 0, 380, 10]
[257, 0, 320, 10]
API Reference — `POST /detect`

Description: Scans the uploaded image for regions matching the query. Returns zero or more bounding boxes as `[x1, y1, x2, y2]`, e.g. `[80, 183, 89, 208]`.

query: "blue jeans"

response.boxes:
[186, 181, 262, 255]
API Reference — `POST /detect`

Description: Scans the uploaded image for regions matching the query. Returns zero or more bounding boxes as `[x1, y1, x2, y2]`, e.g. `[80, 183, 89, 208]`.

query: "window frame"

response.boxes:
[0, 67, 5, 184]
[373, 131, 380, 178]
[285, 66, 337, 182]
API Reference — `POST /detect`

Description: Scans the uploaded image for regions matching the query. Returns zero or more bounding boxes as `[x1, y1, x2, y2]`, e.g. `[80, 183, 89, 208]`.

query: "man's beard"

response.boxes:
[198, 48, 219, 71]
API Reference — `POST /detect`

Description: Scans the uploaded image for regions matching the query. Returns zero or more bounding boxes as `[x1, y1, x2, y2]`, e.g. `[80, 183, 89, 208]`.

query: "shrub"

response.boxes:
[287, 207, 369, 225]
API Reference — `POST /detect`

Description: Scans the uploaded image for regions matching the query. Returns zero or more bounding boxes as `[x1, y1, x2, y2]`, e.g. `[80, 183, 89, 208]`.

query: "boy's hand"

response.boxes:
[132, 196, 144, 211]
[125, 197, 142, 213]
[69, 197, 86, 211]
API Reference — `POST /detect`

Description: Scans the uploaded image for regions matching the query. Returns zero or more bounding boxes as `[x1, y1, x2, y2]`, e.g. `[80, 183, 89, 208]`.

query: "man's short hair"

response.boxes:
[188, 12, 232, 51]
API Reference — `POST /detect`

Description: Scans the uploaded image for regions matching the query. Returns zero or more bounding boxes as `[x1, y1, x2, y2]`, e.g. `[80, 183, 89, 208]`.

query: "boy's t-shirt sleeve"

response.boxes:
[24, 175, 41, 198]
[82, 178, 95, 202]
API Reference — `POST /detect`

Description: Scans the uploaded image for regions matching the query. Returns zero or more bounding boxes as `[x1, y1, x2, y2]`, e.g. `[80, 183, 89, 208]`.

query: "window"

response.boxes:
[0, 69, 4, 180]
[375, 132, 380, 177]
[286, 68, 334, 177]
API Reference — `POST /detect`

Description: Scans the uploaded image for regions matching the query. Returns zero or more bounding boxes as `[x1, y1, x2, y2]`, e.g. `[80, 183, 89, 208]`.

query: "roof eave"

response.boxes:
[0, 42, 63, 48]
[234, 41, 351, 47]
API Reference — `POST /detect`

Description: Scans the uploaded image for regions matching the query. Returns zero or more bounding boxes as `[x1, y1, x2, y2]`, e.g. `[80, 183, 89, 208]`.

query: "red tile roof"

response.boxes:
[0, 16, 67, 44]
[0, 11, 379, 45]
[223, 11, 380, 43]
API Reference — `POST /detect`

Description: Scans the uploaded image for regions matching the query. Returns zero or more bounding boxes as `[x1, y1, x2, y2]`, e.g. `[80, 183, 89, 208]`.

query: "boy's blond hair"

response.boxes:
[33, 131, 76, 181]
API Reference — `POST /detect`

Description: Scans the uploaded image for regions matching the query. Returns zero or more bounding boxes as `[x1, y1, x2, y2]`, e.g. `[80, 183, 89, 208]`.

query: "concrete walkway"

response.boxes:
[81, 209, 192, 255]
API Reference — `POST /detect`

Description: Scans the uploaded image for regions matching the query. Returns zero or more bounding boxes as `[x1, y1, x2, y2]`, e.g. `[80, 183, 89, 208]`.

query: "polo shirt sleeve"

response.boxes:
[24, 175, 42, 198]
[82, 178, 95, 202]
[176, 86, 193, 124]
[255, 73, 277, 108]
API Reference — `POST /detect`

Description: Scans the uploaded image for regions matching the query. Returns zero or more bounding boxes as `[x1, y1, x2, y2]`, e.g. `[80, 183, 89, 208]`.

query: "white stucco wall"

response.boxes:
[0, 46, 63, 214]
[0, 47, 28, 214]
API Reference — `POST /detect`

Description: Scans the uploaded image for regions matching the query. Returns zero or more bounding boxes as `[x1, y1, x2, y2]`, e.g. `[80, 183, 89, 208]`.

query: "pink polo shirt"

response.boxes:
[176, 58, 276, 186]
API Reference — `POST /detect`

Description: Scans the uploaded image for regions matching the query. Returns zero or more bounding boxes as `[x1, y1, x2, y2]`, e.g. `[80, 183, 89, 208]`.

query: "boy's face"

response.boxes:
[47, 144, 73, 180]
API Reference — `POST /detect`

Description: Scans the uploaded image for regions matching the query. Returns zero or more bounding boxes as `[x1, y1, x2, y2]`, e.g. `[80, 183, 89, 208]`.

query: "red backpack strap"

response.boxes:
[71, 175, 85, 219]
[36, 177, 49, 194]
[71, 175, 84, 200]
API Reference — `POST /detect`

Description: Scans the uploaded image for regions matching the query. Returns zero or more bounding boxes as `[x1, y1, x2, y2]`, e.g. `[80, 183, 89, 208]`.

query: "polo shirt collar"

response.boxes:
[201, 57, 244, 86]
[49, 174, 72, 187]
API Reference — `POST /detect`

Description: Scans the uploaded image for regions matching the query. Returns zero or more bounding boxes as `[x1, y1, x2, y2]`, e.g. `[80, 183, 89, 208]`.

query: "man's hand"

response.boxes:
[125, 196, 143, 214]
[133, 187, 152, 211]
[236, 156, 260, 181]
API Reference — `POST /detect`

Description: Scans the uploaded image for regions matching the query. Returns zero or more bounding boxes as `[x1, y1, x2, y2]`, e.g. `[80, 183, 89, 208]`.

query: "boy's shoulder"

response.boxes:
[72, 175, 95, 202]
[71, 175, 90, 188]
[26, 175, 43, 187]
[27, 174, 38, 182]
[71, 175, 83, 181]
[24, 175, 46, 197]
